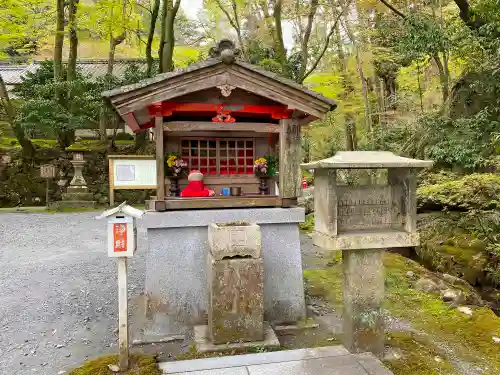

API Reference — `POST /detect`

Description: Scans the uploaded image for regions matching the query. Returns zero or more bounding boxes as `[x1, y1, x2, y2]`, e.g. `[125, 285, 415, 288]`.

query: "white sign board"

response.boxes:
[112, 159, 157, 188]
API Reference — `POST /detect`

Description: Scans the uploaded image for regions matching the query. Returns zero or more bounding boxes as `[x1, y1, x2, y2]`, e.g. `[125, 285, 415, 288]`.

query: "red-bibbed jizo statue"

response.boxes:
[180, 170, 216, 197]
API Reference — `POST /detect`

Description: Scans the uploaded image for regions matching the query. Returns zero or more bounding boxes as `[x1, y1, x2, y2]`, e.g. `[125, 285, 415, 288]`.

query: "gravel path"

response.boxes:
[0, 212, 147, 375]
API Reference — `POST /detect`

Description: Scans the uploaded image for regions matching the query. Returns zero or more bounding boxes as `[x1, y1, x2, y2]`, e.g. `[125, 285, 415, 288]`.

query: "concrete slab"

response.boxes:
[169, 368, 249, 375]
[193, 324, 280, 354]
[160, 346, 349, 373]
[246, 356, 368, 375]
[159, 346, 394, 375]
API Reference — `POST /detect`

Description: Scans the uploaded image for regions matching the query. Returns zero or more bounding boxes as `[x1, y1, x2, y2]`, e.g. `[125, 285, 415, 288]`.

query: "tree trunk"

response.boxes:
[343, 20, 372, 140]
[374, 77, 386, 128]
[146, 0, 161, 76]
[433, 53, 449, 103]
[54, 0, 65, 93]
[134, 131, 148, 151]
[67, 0, 79, 82]
[335, 24, 357, 151]
[298, 0, 319, 82]
[272, 0, 288, 77]
[345, 113, 357, 151]
[99, 109, 108, 142]
[160, 0, 181, 73]
[0, 75, 34, 157]
[108, 32, 126, 75]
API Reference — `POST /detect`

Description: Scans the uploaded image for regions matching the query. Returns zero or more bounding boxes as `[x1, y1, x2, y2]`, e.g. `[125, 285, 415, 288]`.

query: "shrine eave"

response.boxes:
[102, 58, 337, 123]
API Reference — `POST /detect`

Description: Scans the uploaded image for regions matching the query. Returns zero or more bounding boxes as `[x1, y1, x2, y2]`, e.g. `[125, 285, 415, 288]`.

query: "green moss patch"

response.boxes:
[384, 332, 454, 375]
[417, 173, 500, 211]
[175, 343, 282, 361]
[69, 354, 161, 375]
[67, 140, 135, 152]
[299, 214, 315, 232]
[0, 137, 58, 149]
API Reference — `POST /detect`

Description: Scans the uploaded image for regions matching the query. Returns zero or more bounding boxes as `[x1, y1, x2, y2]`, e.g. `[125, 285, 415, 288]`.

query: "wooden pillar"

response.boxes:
[155, 116, 165, 200]
[279, 118, 302, 199]
[118, 257, 129, 370]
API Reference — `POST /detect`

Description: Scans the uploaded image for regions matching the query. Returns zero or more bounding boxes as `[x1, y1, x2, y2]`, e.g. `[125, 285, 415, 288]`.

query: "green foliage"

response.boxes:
[299, 213, 314, 232]
[376, 110, 500, 170]
[397, 14, 452, 61]
[417, 173, 500, 211]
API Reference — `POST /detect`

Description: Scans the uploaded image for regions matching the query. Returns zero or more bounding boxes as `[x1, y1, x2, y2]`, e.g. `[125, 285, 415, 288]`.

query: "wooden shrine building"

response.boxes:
[101, 40, 337, 339]
[102, 40, 336, 209]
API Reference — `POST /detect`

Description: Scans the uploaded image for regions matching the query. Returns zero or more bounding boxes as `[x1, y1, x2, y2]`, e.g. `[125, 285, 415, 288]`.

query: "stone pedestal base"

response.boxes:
[194, 324, 279, 354]
[342, 249, 384, 357]
[54, 185, 95, 209]
[142, 208, 306, 339]
[208, 255, 264, 344]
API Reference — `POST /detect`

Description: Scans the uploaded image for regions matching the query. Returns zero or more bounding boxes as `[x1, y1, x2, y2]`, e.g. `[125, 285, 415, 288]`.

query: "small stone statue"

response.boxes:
[209, 39, 241, 64]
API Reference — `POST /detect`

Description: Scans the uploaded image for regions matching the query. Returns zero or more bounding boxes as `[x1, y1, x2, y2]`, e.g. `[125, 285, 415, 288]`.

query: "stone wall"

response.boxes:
[0, 147, 153, 207]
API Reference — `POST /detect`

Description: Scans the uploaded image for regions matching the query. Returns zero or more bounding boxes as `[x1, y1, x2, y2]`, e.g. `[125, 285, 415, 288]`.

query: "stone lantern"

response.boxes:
[302, 151, 433, 356]
[54, 152, 96, 209]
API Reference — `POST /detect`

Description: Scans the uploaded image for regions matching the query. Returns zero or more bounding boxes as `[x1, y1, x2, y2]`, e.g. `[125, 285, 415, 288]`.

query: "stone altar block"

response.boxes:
[302, 151, 432, 357]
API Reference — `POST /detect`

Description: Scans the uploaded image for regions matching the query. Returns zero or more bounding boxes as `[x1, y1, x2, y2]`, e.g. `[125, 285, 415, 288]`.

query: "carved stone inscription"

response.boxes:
[337, 186, 396, 232]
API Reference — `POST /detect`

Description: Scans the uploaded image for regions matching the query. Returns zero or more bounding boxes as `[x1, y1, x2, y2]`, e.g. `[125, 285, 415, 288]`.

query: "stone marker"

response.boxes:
[302, 151, 433, 357]
[207, 222, 265, 344]
[208, 255, 264, 344]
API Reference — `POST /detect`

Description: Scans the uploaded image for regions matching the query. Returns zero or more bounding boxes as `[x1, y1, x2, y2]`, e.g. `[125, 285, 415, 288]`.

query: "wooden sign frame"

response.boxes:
[108, 155, 156, 206]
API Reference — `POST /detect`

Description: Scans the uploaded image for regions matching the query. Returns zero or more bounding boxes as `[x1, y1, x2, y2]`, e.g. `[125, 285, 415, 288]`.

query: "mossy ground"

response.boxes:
[384, 332, 454, 375]
[69, 354, 161, 375]
[303, 250, 500, 375]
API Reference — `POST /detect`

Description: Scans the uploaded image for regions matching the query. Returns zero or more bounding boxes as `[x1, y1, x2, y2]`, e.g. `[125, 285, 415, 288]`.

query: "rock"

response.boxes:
[55, 344, 65, 349]
[457, 306, 473, 316]
[442, 273, 469, 287]
[57, 371, 66, 374]
[406, 271, 417, 280]
[441, 289, 462, 303]
[108, 364, 120, 372]
[415, 278, 439, 293]
[65, 353, 71, 357]
[384, 348, 403, 361]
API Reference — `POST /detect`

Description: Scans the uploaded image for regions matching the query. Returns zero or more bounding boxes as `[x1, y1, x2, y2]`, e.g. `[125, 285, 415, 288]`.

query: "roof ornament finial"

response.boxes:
[209, 39, 240, 64]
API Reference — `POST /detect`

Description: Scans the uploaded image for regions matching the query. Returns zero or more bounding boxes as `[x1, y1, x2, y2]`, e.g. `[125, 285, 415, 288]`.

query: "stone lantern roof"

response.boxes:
[301, 151, 434, 169]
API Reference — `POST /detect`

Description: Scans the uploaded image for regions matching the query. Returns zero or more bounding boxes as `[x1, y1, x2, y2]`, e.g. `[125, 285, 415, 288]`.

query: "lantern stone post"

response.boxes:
[302, 151, 432, 357]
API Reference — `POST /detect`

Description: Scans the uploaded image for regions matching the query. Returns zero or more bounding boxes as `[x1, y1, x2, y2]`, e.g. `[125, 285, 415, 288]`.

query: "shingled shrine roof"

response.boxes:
[102, 40, 337, 122]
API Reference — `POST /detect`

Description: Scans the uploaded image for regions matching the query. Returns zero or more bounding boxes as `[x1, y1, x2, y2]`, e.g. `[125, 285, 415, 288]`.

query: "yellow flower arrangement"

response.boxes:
[254, 157, 267, 164]
[167, 155, 177, 168]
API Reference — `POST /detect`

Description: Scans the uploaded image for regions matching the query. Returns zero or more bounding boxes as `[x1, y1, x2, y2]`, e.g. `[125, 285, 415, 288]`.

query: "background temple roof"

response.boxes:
[0, 59, 150, 86]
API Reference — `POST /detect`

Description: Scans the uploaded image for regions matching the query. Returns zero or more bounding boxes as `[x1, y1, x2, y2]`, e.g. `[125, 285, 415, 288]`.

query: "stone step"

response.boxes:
[159, 346, 393, 374]
[51, 201, 96, 209]
[61, 193, 94, 201]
